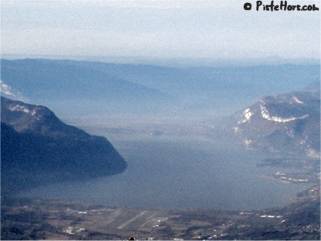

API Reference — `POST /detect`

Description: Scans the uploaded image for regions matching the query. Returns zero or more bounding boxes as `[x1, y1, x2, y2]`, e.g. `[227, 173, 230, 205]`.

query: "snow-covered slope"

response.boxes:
[233, 88, 320, 158]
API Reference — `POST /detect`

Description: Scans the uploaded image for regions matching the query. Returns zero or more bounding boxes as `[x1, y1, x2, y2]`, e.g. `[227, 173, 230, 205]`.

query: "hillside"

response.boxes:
[1, 97, 127, 194]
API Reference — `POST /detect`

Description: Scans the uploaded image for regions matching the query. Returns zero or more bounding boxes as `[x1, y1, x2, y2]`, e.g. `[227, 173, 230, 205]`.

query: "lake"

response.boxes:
[18, 135, 308, 210]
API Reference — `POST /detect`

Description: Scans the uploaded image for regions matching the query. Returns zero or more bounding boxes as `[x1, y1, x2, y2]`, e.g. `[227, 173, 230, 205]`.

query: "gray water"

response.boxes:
[18, 136, 308, 210]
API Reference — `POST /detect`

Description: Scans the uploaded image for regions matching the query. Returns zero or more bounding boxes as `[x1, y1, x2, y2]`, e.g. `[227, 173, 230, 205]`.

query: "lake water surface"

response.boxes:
[18, 136, 308, 210]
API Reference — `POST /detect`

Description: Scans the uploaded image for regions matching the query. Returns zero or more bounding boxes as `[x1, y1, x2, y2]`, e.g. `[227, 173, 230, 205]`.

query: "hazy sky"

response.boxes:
[1, 0, 320, 60]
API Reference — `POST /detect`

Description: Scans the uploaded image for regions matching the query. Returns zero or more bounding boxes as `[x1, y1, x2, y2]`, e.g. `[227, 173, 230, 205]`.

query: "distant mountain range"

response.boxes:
[0, 59, 172, 115]
[232, 85, 320, 158]
[1, 58, 319, 192]
[1, 59, 319, 116]
[1, 97, 127, 194]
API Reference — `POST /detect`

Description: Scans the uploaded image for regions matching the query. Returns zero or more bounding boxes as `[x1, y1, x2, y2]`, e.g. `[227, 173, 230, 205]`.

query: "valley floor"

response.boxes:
[1, 185, 319, 240]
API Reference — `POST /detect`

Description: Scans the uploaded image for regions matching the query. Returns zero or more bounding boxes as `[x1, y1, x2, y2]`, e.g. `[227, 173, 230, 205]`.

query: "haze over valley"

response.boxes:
[1, 57, 320, 239]
[1, 1, 320, 239]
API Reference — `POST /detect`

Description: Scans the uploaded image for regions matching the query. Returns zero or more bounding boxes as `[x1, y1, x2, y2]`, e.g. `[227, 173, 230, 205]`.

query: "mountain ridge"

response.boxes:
[232, 88, 320, 158]
[1, 97, 127, 194]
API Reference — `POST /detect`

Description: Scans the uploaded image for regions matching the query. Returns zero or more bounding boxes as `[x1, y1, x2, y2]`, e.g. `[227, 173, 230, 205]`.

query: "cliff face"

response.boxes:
[1, 97, 127, 194]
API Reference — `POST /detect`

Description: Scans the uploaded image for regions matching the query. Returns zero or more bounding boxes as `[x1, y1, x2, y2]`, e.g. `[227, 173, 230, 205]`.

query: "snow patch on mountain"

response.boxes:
[260, 104, 309, 123]
[7, 103, 40, 120]
[0, 80, 15, 97]
[9, 104, 31, 114]
[0, 80, 25, 100]
[292, 96, 304, 104]
[244, 138, 253, 147]
[238, 108, 253, 124]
